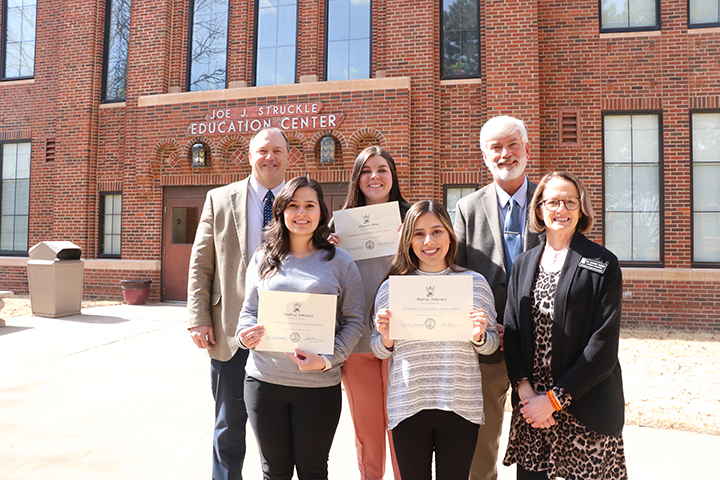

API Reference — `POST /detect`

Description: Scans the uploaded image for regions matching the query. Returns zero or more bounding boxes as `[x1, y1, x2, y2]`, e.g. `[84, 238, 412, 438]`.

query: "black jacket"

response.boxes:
[503, 232, 625, 437]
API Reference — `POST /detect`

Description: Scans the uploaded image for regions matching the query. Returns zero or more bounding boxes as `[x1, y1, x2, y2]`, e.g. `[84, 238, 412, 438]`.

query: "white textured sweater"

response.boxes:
[370, 268, 499, 429]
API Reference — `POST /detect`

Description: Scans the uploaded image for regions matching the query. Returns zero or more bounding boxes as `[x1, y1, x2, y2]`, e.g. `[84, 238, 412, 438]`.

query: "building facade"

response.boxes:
[0, 0, 719, 329]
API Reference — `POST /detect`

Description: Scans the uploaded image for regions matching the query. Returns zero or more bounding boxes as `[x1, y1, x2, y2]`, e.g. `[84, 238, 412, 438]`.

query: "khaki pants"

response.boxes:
[470, 359, 510, 480]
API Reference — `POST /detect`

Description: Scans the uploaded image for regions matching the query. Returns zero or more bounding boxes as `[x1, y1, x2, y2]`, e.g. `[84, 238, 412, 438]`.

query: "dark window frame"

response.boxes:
[101, 0, 131, 103]
[186, 0, 230, 92]
[601, 111, 665, 268]
[98, 192, 122, 258]
[0, 139, 32, 256]
[598, 0, 661, 33]
[688, 0, 720, 28]
[252, 0, 299, 87]
[1, 0, 37, 81]
[690, 109, 720, 268]
[440, 0, 481, 80]
[323, 0, 372, 82]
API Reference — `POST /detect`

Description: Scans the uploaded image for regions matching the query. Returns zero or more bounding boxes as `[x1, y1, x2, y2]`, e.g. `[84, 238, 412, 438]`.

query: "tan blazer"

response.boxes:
[187, 178, 252, 362]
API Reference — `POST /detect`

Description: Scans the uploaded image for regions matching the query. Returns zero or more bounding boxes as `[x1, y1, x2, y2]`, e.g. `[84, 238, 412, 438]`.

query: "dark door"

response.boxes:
[162, 186, 216, 301]
[321, 182, 349, 215]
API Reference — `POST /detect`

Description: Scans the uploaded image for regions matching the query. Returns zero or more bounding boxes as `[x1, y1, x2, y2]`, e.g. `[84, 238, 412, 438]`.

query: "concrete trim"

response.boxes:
[0, 257, 160, 271]
[99, 102, 127, 110]
[83, 259, 161, 271]
[440, 78, 483, 86]
[599, 30, 662, 39]
[622, 267, 720, 282]
[0, 79, 34, 87]
[138, 77, 412, 107]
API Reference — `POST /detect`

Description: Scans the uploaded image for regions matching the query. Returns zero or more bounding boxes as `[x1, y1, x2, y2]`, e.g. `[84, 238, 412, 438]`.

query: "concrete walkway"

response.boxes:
[0, 303, 718, 479]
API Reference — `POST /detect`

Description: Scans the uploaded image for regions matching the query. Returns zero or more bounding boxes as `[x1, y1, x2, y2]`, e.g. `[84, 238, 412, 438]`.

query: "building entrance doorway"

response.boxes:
[162, 186, 216, 301]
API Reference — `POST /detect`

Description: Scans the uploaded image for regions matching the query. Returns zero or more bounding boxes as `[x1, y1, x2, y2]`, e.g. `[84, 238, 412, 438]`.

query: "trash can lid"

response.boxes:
[28, 241, 82, 260]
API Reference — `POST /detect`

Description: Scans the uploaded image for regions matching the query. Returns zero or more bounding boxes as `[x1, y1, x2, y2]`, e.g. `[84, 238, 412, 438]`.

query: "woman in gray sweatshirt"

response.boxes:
[236, 176, 365, 480]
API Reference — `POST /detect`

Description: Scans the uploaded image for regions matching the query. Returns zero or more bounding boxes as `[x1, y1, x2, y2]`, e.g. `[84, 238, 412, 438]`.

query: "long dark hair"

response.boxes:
[387, 200, 462, 276]
[343, 146, 410, 214]
[259, 176, 335, 279]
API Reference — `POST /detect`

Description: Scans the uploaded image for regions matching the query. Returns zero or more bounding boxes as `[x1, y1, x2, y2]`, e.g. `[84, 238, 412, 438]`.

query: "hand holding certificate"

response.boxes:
[332, 202, 401, 261]
[254, 290, 337, 355]
[388, 275, 473, 341]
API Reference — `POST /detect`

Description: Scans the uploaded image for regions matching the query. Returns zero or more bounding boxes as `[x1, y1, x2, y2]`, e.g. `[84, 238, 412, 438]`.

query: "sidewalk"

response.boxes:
[0, 303, 717, 479]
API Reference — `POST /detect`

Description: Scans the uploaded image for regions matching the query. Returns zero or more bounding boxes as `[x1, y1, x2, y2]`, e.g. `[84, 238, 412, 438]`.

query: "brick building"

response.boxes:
[0, 0, 719, 329]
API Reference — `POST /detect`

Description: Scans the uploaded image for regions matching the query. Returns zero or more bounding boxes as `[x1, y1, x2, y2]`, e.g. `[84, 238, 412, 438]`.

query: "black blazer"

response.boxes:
[503, 232, 625, 437]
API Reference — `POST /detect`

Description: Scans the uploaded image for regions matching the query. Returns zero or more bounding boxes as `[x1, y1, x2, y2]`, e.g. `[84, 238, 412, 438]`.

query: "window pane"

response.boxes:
[0, 217, 14, 250]
[693, 164, 720, 211]
[15, 179, 29, 215]
[445, 185, 477, 224]
[606, 212, 632, 260]
[1, 181, 16, 215]
[632, 164, 660, 211]
[629, 0, 656, 27]
[189, 0, 228, 91]
[326, 42, 348, 81]
[101, 194, 122, 256]
[602, 0, 628, 29]
[694, 212, 720, 262]
[693, 113, 720, 162]
[632, 115, 659, 163]
[605, 165, 632, 211]
[633, 211, 660, 261]
[442, 0, 479, 78]
[348, 38, 370, 79]
[349, 0, 370, 39]
[604, 116, 632, 163]
[104, 0, 131, 101]
[327, 0, 349, 42]
[3, 0, 36, 78]
[112, 235, 121, 255]
[690, 0, 720, 24]
[3, 144, 17, 179]
[256, 1, 297, 86]
[14, 215, 28, 251]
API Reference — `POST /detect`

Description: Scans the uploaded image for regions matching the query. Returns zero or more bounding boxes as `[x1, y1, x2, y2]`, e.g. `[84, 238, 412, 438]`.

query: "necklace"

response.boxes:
[544, 244, 569, 263]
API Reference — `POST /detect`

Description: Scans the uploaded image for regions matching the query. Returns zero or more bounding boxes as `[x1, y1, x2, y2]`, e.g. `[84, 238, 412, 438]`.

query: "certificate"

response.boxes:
[388, 275, 473, 341]
[332, 202, 401, 261]
[255, 290, 337, 355]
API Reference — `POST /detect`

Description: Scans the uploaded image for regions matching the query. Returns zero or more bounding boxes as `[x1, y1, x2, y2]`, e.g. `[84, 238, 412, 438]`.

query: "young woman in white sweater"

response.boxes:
[370, 200, 499, 480]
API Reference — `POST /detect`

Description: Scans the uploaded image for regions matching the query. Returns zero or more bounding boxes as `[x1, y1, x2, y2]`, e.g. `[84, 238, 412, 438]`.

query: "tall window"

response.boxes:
[325, 0, 370, 81]
[255, 0, 297, 87]
[99, 193, 122, 257]
[102, 0, 131, 102]
[600, 0, 659, 31]
[692, 113, 720, 263]
[1, 142, 30, 254]
[603, 114, 662, 263]
[689, 0, 720, 26]
[2, 0, 37, 79]
[441, 0, 479, 78]
[444, 184, 477, 224]
[188, 0, 228, 91]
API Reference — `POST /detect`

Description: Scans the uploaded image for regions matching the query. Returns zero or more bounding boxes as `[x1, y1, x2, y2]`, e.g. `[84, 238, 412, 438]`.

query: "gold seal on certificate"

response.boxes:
[256, 290, 337, 355]
[332, 202, 401, 261]
[388, 275, 473, 341]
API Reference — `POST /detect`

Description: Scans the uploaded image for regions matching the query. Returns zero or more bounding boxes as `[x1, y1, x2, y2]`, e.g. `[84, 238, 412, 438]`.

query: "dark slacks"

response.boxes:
[391, 409, 479, 480]
[211, 348, 249, 480]
[517, 465, 550, 480]
[244, 376, 342, 480]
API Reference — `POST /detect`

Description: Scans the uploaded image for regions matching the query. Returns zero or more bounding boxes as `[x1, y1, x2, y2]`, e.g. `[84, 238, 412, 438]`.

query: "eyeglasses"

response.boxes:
[541, 197, 580, 211]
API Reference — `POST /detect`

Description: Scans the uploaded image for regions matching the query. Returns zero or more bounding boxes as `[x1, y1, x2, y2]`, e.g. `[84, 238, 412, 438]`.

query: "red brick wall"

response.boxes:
[1, 1, 719, 328]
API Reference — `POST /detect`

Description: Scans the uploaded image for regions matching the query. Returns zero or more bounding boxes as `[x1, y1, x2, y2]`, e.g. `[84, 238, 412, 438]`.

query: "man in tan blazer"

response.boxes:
[187, 127, 289, 480]
[453, 116, 540, 480]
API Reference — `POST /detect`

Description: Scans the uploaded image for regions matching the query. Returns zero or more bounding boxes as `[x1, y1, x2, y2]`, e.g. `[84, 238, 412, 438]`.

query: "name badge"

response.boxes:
[578, 257, 608, 274]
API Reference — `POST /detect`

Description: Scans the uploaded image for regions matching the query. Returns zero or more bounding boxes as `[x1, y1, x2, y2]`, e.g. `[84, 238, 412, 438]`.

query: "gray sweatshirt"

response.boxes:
[237, 247, 365, 388]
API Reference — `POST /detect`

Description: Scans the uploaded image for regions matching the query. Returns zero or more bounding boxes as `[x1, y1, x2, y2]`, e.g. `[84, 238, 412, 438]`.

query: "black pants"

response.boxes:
[517, 464, 550, 479]
[244, 377, 342, 480]
[391, 409, 479, 480]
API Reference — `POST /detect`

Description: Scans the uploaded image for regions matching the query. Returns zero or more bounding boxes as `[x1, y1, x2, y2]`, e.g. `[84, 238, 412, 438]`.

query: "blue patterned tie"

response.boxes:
[262, 190, 274, 230]
[503, 199, 522, 280]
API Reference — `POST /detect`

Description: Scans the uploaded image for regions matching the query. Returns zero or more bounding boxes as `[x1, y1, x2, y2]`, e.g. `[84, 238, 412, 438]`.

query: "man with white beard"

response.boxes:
[453, 115, 541, 480]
